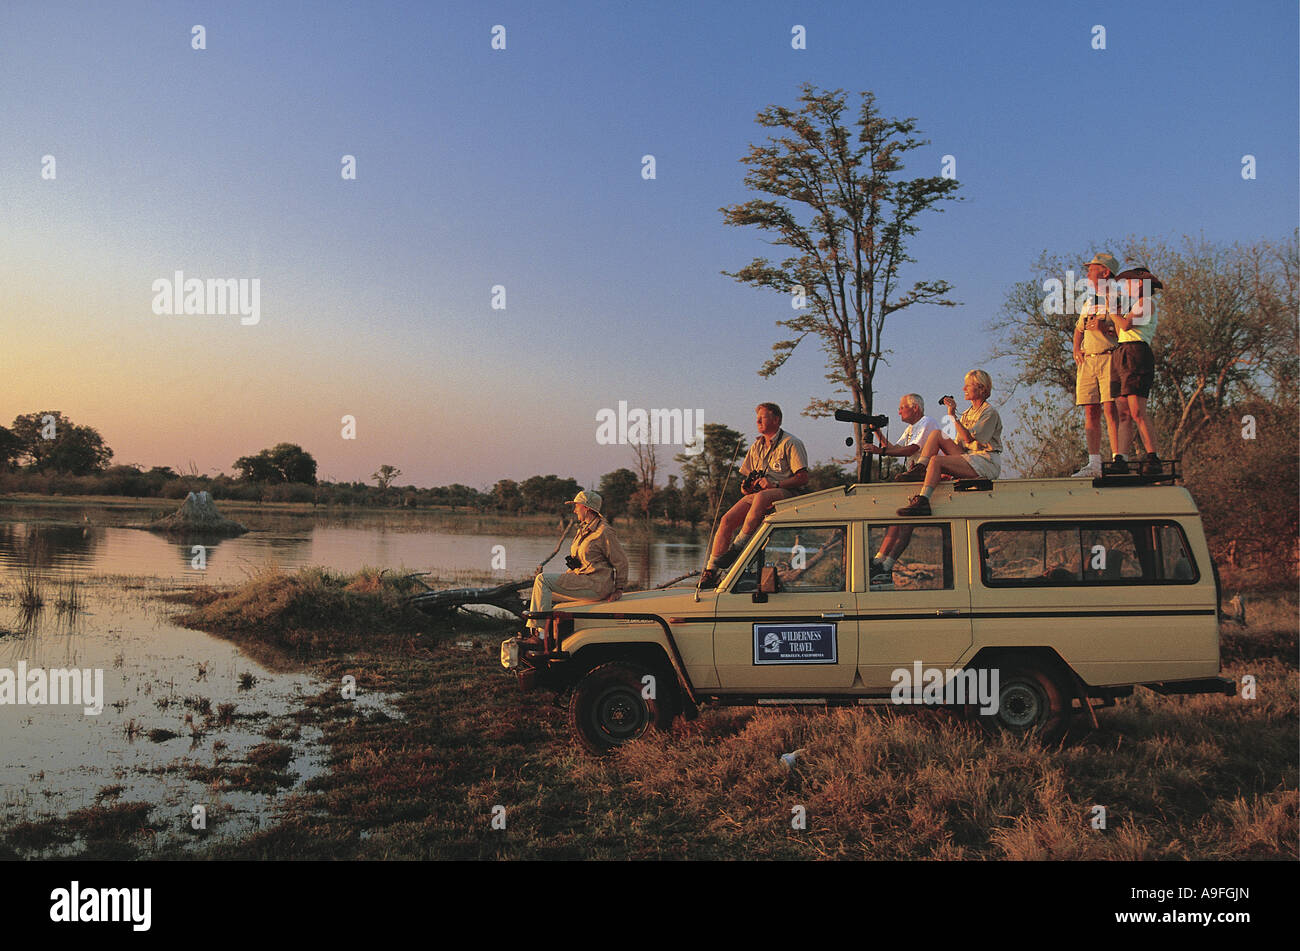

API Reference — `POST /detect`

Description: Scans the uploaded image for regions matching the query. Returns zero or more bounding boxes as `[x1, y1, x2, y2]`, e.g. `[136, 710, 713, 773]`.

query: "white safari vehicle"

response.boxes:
[501, 474, 1235, 753]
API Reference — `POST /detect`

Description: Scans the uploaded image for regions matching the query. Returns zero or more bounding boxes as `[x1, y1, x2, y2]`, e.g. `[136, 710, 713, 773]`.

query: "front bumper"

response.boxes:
[500, 623, 569, 691]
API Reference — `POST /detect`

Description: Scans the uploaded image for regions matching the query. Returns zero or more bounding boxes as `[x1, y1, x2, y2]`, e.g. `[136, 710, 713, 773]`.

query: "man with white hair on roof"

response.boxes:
[863, 393, 940, 469]
[865, 394, 940, 585]
[525, 490, 629, 630]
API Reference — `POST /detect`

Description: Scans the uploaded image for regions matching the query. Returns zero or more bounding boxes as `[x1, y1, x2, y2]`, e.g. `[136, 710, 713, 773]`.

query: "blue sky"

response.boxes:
[2, 0, 1296, 488]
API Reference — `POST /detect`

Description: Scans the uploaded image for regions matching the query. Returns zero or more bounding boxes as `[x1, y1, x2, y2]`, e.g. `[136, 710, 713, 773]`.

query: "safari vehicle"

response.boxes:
[501, 474, 1236, 753]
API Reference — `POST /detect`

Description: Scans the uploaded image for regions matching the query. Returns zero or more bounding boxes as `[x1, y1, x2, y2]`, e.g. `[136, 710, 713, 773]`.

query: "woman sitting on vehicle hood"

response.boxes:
[525, 490, 629, 630]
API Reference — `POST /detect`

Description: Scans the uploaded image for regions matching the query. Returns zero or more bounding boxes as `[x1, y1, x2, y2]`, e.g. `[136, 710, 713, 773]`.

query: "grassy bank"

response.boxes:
[15, 569, 1291, 860]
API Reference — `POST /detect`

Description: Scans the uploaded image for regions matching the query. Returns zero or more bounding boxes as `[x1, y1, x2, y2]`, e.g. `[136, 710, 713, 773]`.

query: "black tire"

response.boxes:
[972, 662, 1071, 742]
[569, 661, 676, 755]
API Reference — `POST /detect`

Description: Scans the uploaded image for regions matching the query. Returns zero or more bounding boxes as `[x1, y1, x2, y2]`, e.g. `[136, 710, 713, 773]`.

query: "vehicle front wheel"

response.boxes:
[972, 661, 1072, 742]
[569, 661, 676, 755]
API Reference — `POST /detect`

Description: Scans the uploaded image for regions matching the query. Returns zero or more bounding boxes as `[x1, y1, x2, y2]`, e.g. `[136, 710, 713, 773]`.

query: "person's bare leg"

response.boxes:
[881, 525, 915, 561]
[1083, 402, 1102, 455]
[1128, 395, 1157, 454]
[915, 429, 963, 464]
[710, 497, 752, 558]
[740, 488, 786, 535]
[900, 454, 979, 516]
[1116, 398, 1134, 458]
[1102, 400, 1121, 458]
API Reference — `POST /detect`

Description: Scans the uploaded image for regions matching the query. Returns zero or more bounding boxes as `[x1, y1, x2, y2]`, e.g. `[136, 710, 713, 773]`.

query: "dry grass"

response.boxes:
[21, 569, 1288, 861]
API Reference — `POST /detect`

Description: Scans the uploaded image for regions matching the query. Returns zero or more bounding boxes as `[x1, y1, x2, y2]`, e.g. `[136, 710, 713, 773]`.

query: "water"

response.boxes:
[0, 502, 704, 855]
[0, 517, 704, 587]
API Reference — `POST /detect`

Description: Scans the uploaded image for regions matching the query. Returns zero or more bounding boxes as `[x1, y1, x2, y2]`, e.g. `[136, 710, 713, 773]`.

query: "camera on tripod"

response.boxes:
[832, 408, 889, 430]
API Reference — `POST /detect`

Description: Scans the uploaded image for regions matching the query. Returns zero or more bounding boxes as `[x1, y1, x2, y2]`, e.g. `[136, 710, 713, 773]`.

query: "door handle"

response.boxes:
[935, 609, 960, 617]
[821, 612, 845, 619]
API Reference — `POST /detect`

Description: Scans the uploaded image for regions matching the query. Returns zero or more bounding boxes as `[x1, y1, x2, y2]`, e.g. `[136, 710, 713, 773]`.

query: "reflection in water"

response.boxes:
[0, 523, 103, 570]
[0, 519, 704, 587]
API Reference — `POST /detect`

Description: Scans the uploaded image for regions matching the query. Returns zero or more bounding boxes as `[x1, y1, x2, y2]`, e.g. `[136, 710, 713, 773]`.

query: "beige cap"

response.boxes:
[1085, 252, 1121, 276]
[565, 490, 603, 513]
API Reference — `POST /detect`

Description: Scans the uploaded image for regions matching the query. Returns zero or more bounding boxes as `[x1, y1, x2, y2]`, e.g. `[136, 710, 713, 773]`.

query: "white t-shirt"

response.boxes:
[897, 414, 939, 451]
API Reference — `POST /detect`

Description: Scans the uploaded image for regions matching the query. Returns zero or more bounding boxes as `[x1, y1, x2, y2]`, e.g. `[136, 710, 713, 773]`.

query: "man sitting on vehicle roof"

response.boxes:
[867, 394, 940, 584]
[699, 403, 809, 588]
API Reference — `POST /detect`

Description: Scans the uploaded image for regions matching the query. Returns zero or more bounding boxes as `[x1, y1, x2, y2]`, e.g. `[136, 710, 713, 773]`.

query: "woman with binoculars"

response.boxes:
[525, 489, 630, 630]
[893, 369, 1003, 517]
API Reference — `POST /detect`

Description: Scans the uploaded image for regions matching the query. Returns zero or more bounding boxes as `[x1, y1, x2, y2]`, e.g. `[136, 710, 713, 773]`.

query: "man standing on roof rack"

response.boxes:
[1071, 252, 1128, 477]
[698, 403, 809, 588]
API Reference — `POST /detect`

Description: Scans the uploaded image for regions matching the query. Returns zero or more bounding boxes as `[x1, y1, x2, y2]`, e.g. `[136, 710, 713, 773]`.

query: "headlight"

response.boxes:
[500, 637, 521, 670]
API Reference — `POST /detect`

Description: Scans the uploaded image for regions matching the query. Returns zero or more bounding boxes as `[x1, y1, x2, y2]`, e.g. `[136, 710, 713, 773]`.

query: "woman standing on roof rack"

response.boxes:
[1110, 265, 1164, 476]
[894, 369, 1003, 517]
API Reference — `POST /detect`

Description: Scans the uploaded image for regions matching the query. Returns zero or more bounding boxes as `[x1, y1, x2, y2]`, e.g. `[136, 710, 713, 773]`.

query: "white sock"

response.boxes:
[880, 556, 896, 570]
[1088, 454, 1101, 467]
[730, 531, 751, 551]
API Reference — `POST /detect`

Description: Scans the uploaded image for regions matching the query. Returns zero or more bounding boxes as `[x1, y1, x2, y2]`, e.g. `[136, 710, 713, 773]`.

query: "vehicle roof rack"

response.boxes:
[1093, 458, 1180, 487]
[953, 478, 993, 492]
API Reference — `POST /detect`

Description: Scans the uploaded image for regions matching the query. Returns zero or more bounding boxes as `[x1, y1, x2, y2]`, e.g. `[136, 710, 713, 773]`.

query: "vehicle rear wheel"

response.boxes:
[972, 661, 1071, 742]
[569, 661, 676, 755]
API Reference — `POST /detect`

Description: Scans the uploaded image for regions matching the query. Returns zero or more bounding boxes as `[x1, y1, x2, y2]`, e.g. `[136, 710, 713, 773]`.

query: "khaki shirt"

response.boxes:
[1074, 298, 1119, 354]
[567, 515, 630, 596]
[739, 429, 809, 484]
[959, 403, 1003, 454]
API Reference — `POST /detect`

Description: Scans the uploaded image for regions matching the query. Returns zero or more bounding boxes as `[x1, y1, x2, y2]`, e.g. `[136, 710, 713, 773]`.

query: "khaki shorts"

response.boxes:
[1075, 352, 1115, 405]
[963, 450, 1001, 480]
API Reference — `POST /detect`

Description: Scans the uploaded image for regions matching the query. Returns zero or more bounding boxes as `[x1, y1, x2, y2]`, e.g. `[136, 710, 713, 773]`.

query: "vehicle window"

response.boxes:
[867, 524, 954, 590]
[740, 525, 846, 593]
[979, 521, 1198, 586]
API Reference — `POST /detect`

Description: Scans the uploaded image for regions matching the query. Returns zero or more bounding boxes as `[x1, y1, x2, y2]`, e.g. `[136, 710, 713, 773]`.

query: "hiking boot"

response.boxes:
[1142, 451, 1162, 475]
[697, 568, 721, 589]
[870, 566, 894, 587]
[1071, 461, 1102, 478]
[1110, 455, 1130, 475]
[896, 494, 931, 517]
[893, 462, 927, 483]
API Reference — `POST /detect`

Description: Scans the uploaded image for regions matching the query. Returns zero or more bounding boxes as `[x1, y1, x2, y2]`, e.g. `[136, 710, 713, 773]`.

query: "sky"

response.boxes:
[2, 0, 1296, 490]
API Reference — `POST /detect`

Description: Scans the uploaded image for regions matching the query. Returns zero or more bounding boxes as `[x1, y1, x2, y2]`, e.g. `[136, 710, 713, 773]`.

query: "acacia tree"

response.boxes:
[9, 411, 113, 474]
[721, 84, 960, 463]
[372, 464, 402, 491]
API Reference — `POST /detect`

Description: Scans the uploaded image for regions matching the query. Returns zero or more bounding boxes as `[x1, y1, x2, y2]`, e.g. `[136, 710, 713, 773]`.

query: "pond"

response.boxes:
[0, 499, 706, 855]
